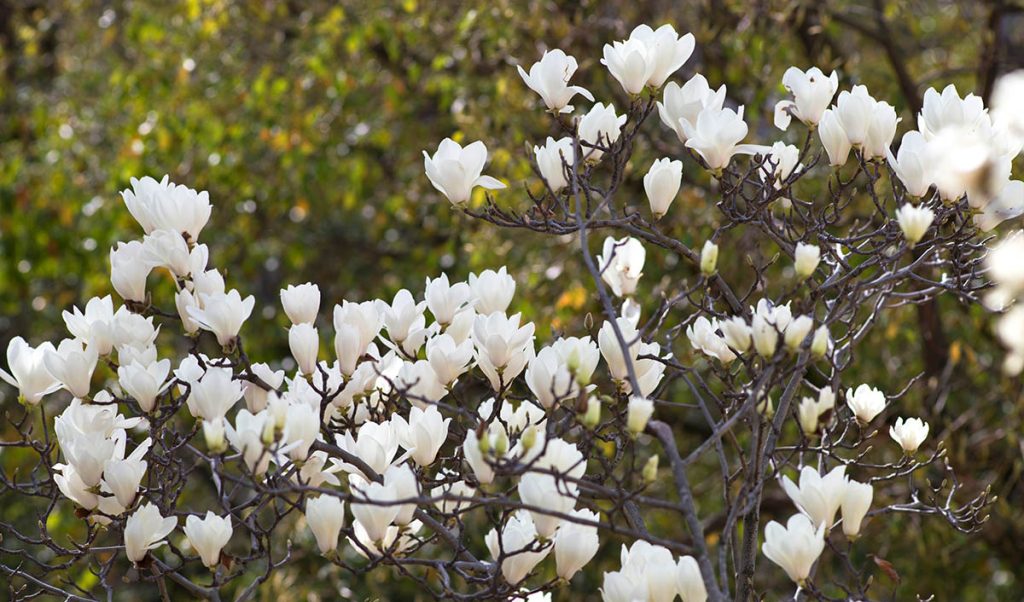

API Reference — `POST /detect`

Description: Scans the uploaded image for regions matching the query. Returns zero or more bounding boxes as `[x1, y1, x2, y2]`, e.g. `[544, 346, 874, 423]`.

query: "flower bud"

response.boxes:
[700, 240, 718, 276]
[581, 397, 601, 428]
[896, 204, 935, 246]
[794, 243, 821, 280]
[811, 325, 830, 358]
[627, 395, 654, 434]
[642, 454, 659, 484]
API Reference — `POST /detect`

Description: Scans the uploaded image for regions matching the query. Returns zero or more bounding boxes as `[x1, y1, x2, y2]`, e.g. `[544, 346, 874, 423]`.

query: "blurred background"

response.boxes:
[2, 0, 1024, 599]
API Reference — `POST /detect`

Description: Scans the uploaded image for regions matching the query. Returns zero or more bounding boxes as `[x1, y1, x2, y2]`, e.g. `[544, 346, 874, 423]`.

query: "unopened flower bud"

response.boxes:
[642, 454, 659, 484]
[581, 398, 601, 428]
[811, 325, 830, 358]
[700, 240, 719, 277]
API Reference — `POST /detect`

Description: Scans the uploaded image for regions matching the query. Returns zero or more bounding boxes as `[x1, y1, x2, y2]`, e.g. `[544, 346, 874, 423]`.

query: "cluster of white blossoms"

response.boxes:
[2, 20, 1017, 602]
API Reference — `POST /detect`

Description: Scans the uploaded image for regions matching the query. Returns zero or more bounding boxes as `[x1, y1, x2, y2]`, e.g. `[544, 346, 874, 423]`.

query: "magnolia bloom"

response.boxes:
[598, 236, 646, 297]
[469, 266, 516, 315]
[534, 137, 575, 193]
[305, 495, 346, 555]
[781, 465, 849, 530]
[124, 503, 177, 563]
[142, 229, 193, 278]
[121, 175, 212, 241]
[186, 366, 244, 421]
[602, 541, 681, 602]
[846, 383, 886, 423]
[818, 109, 852, 167]
[516, 49, 593, 114]
[840, 480, 873, 538]
[991, 70, 1024, 147]
[225, 409, 273, 476]
[118, 359, 171, 412]
[350, 480, 403, 543]
[332, 299, 384, 376]
[101, 437, 151, 508]
[644, 158, 683, 219]
[890, 417, 930, 454]
[598, 317, 642, 383]
[424, 273, 471, 326]
[657, 74, 727, 143]
[62, 296, 118, 355]
[896, 204, 935, 246]
[578, 103, 626, 161]
[918, 84, 988, 140]
[863, 100, 900, 160]
[719, 316, 752, 354]
[774, 66, 839, 130]
[110, 240, 152, 303]
[423, 138, 506, 206]
[426, 333, 473, 386]
[472, 312, 535, 390]
[700, 240, 718, 276]
[288, 323, 320, 376]
[682, 105, 763, 171]
[280, 282, 320, 325]
[686, 316, 736, 364]
[518, 471, 577, 538]
[627, 395, 655, 434]
[762, 513, 826, 585]
[44, 339, 99, 399]
[183, 511, 233, 569]
[553, 509, 600, 580]
[783, 315, 814, 351]
[797, 388, 836, 436]
[282, 402, 320, 462]
[887, 131, 933, 197]
[761, 141, 801, 189]
[832, 85, 877, 146]
[485, 511, 551, 584]
[188, 289, 255, 347]
[751, 314, 779, 358]
[677, 556, 708, 602]
[1, 337, 61, 404]
[396, 405, 450, 466]
[602, 24, 695, 94]
[794, 243, 821, 279]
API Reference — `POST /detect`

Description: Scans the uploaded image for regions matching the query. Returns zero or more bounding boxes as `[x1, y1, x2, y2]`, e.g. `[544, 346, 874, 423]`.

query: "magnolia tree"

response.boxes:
[3, 23, 1024, 602]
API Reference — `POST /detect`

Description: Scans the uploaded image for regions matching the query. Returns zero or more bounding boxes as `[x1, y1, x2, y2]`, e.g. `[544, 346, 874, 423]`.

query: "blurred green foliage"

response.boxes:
[2, 0, 1023, 600]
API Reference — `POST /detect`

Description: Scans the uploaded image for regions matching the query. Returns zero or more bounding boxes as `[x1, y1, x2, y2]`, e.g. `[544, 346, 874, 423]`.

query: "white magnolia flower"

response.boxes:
[818, 109, 852, 166]
[225, 409, 273, 476]
[781, 465, 849, 530]
[121, 175, 212, 241]
[761, 141, 802, 189]
[553, 509, 600, 580]
[657, 74, 727, 143]
[846, 383, 886, 424]
[183, 511, 233, 569]
[598, 236, 646, 298]
[887, 131, 933, 197]
[627, 395, 655, 434]
[305, 495, 346, 555]
[44, 339, 99, 399]
[644, 158, 683, 219]
[188, 289, 255, 347]
[423, 138, 506, 206]
[762, 513, 826, 585]
[783, 315, 814, 351]
[101, 437, 151, 508]
[918, 84, 989, 140]
[472, 312, 535, 390]
[484, 511, 550, 584]
[686, 316, 736, 364]
[350, 475, 403, 542]
[895, 204, 935, 246]
[890, 416, 930, 454]
[602, 24, 695, 94]
[280, 282, 320, 325]
[468, 267, 516, 315]
[700, 240, 718, 276]
[332, 299, 384, 376]
[533, 136, 575, 194]
[682, 105, 764, 171]
[1, 337, 61, 404]
[426, 333, 474, 386]
[424, 273, 471, 326]
[124, 502, 177, 563]
[109, 240, 152, 303]
[603, 541, 681, 602]
[832, 85, 877, 146]
[774, 66, 839, 129]
[288, 323, 319, 376]
[396, 405, 450, 466]
[840, 479, 873, 538]
[282, 402, 320, 462]
[518, 471, 577, 538]
[797, 388, 835, 436]
[186, 366, 243, 421]
[62, 296, 118, 356]
[579, 103, 626, 162]
[516, 49, 593, 114]
[335, 420, 400, 478]
[142, 229, 193, 277]
[794, 243, 821, 280]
